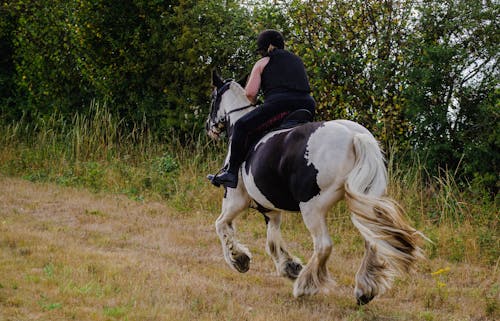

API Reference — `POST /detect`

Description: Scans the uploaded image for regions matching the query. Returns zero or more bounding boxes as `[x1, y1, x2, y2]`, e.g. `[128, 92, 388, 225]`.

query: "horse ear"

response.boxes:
[212, 70, 224, 89]
[236, 73, 249, 87]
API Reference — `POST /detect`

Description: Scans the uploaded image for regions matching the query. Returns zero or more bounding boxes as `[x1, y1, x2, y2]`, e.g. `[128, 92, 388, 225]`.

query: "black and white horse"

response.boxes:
[206, 73, 424, 305]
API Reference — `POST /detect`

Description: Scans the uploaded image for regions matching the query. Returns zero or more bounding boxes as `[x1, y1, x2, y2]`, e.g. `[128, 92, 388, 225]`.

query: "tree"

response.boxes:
[0, 2, 18, 118]
[2, 0, 256, 136]
[1, 0, 498, 190]
[404, 0, 499, 185]
[286, 0, 415, 149]
[2, 0, 88, 119]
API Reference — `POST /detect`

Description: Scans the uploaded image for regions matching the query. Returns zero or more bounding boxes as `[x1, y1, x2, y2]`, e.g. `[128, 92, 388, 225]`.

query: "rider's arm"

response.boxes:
[245, 57, 270, 104]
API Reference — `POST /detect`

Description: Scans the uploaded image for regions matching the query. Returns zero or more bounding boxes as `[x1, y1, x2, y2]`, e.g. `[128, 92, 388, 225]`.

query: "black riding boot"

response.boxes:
[208, 144, 246, 188]
[207, 167, 238, 188]
[207, 116, 253, 188]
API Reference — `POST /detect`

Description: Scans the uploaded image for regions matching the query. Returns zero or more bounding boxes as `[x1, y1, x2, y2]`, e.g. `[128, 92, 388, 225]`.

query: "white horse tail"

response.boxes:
[345, 133, 424, 296]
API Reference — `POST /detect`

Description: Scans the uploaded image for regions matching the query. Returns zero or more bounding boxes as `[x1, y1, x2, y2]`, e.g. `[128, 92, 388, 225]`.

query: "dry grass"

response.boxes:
[0, 176, 498, 321]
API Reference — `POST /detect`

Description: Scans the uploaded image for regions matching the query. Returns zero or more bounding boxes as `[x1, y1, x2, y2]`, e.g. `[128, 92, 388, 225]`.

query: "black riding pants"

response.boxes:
[227, 93, 316, 174]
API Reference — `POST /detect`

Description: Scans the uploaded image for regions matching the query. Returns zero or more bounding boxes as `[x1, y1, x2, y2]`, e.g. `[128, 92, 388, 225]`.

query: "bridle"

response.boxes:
[208, 80, 255, 138]
[226, 103, 255, 116]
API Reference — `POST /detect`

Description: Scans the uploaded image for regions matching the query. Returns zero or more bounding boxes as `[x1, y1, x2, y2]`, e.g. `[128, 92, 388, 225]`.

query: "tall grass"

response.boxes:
[0, 100, 222, 208]
[387, 148, 499, 265]
[0, 102, 497, 265]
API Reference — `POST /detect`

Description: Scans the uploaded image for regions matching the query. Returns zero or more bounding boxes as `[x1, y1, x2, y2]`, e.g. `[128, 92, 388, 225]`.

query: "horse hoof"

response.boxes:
[293, 283, 319, 298]
[233, 254, 250, 273]
[356, 294, 374, 305]
[285, 261, 303, 280]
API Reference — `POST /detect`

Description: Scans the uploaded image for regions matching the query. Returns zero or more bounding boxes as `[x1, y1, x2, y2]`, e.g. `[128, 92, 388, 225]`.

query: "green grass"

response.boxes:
[0, 178, 497, 321]
[0, 101, 226, 212]
[0, 101, 498, 266]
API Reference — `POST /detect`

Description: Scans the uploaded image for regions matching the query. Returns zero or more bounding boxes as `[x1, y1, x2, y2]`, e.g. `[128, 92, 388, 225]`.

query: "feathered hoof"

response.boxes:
[293, 273, 320, 297]
[233, 253, 250, 273]
[355, 288, 375, 305]
[293, 282, 319, 298]
[356, 294, 375, 305]
[284, 261, 303, 280]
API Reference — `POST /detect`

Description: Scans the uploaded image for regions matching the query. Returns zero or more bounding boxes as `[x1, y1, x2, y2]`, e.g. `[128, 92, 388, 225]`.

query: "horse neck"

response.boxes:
[228, 104, 256, 124]
[224, 88, 254, 126]
[224, 95, 254, 140]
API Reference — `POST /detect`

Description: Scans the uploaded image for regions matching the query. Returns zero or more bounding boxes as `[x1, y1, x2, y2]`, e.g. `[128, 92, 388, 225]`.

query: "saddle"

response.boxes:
[245, 108, 313, 155]
[207, 109, 313, 188]
[277, 109, 314, 130]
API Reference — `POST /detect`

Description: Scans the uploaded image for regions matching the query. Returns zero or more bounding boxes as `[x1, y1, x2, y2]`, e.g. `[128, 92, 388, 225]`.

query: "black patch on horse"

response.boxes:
[244, 122, 323, 211]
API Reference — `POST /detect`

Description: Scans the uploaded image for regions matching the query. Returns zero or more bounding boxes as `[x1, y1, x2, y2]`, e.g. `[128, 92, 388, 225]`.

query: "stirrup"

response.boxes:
[207, 165, 228, 187]
[206, 174, 220, 187]
[214, 171, 238, 188]
[207, 168, 224, 187]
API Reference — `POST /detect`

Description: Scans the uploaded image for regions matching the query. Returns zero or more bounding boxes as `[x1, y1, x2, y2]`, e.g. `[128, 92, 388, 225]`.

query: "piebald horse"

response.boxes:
[206, 73, 424, 304]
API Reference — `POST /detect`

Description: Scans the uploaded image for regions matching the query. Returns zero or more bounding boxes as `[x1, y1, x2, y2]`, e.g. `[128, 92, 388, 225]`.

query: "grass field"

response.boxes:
[0, 106, 498, 320]
[0, 176, 498, 321]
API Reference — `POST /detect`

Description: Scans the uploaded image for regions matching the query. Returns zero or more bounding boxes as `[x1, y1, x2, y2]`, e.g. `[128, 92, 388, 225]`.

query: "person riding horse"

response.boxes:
[208, 29, 316, 188]
[205, 75, 426, 303]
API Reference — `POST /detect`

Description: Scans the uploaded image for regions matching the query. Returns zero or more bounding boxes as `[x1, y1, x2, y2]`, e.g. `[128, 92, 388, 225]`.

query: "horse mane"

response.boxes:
[229, 80, 245, 92]
[228, 81, 247, 100]
[223, 81, 252, 113]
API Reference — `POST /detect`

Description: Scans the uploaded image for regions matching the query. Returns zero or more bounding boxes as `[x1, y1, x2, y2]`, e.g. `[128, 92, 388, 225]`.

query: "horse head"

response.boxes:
[205, 71, 254, 140]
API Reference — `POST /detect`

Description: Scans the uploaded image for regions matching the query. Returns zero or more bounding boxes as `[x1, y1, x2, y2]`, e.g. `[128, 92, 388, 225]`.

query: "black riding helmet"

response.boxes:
[256, 29, 284, 54]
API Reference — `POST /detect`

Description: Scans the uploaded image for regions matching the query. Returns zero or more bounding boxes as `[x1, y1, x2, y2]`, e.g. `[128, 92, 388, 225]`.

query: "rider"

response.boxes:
[209, 29, 316, 188]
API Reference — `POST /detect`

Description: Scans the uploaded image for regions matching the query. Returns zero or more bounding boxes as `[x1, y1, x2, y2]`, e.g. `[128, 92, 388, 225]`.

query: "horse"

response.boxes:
[205, 72, 425, 305]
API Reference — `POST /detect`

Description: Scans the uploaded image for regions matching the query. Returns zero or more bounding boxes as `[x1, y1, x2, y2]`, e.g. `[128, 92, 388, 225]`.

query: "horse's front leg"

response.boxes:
[264, 211, 303, 280]
[215, 188, 252, 273]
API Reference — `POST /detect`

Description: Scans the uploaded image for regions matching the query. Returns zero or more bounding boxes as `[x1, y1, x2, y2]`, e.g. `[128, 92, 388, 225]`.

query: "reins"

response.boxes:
[226, 103, 256, 116]
[222, 103, 256, 138]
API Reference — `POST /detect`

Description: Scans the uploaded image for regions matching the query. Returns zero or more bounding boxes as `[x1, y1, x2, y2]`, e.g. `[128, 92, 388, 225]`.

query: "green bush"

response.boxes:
[0, 0, 498, 191]
[2, 0, 255, 134]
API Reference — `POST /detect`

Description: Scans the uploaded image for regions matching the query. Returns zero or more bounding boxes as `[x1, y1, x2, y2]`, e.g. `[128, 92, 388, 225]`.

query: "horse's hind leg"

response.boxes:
[264, 211, 303, 280]
[215, 189, 252, 273]
[293, 205, 334, 297]
[354, 240, 389, 305]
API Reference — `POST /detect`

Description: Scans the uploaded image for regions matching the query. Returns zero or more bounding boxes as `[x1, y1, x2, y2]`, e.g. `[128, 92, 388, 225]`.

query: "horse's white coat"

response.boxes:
[305, 121, 356, 189]
[223, 83, 256, 128]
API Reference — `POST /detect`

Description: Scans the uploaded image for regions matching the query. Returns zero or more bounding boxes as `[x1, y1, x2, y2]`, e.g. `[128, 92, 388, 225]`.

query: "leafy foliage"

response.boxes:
[0, 0, 498, 191]
[0, 2, 17, 117]
[286, 0, 416, 147]
[403, 0, 499, 188]
[1, 0, 254, 134]
[284, 0, 498, 190]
